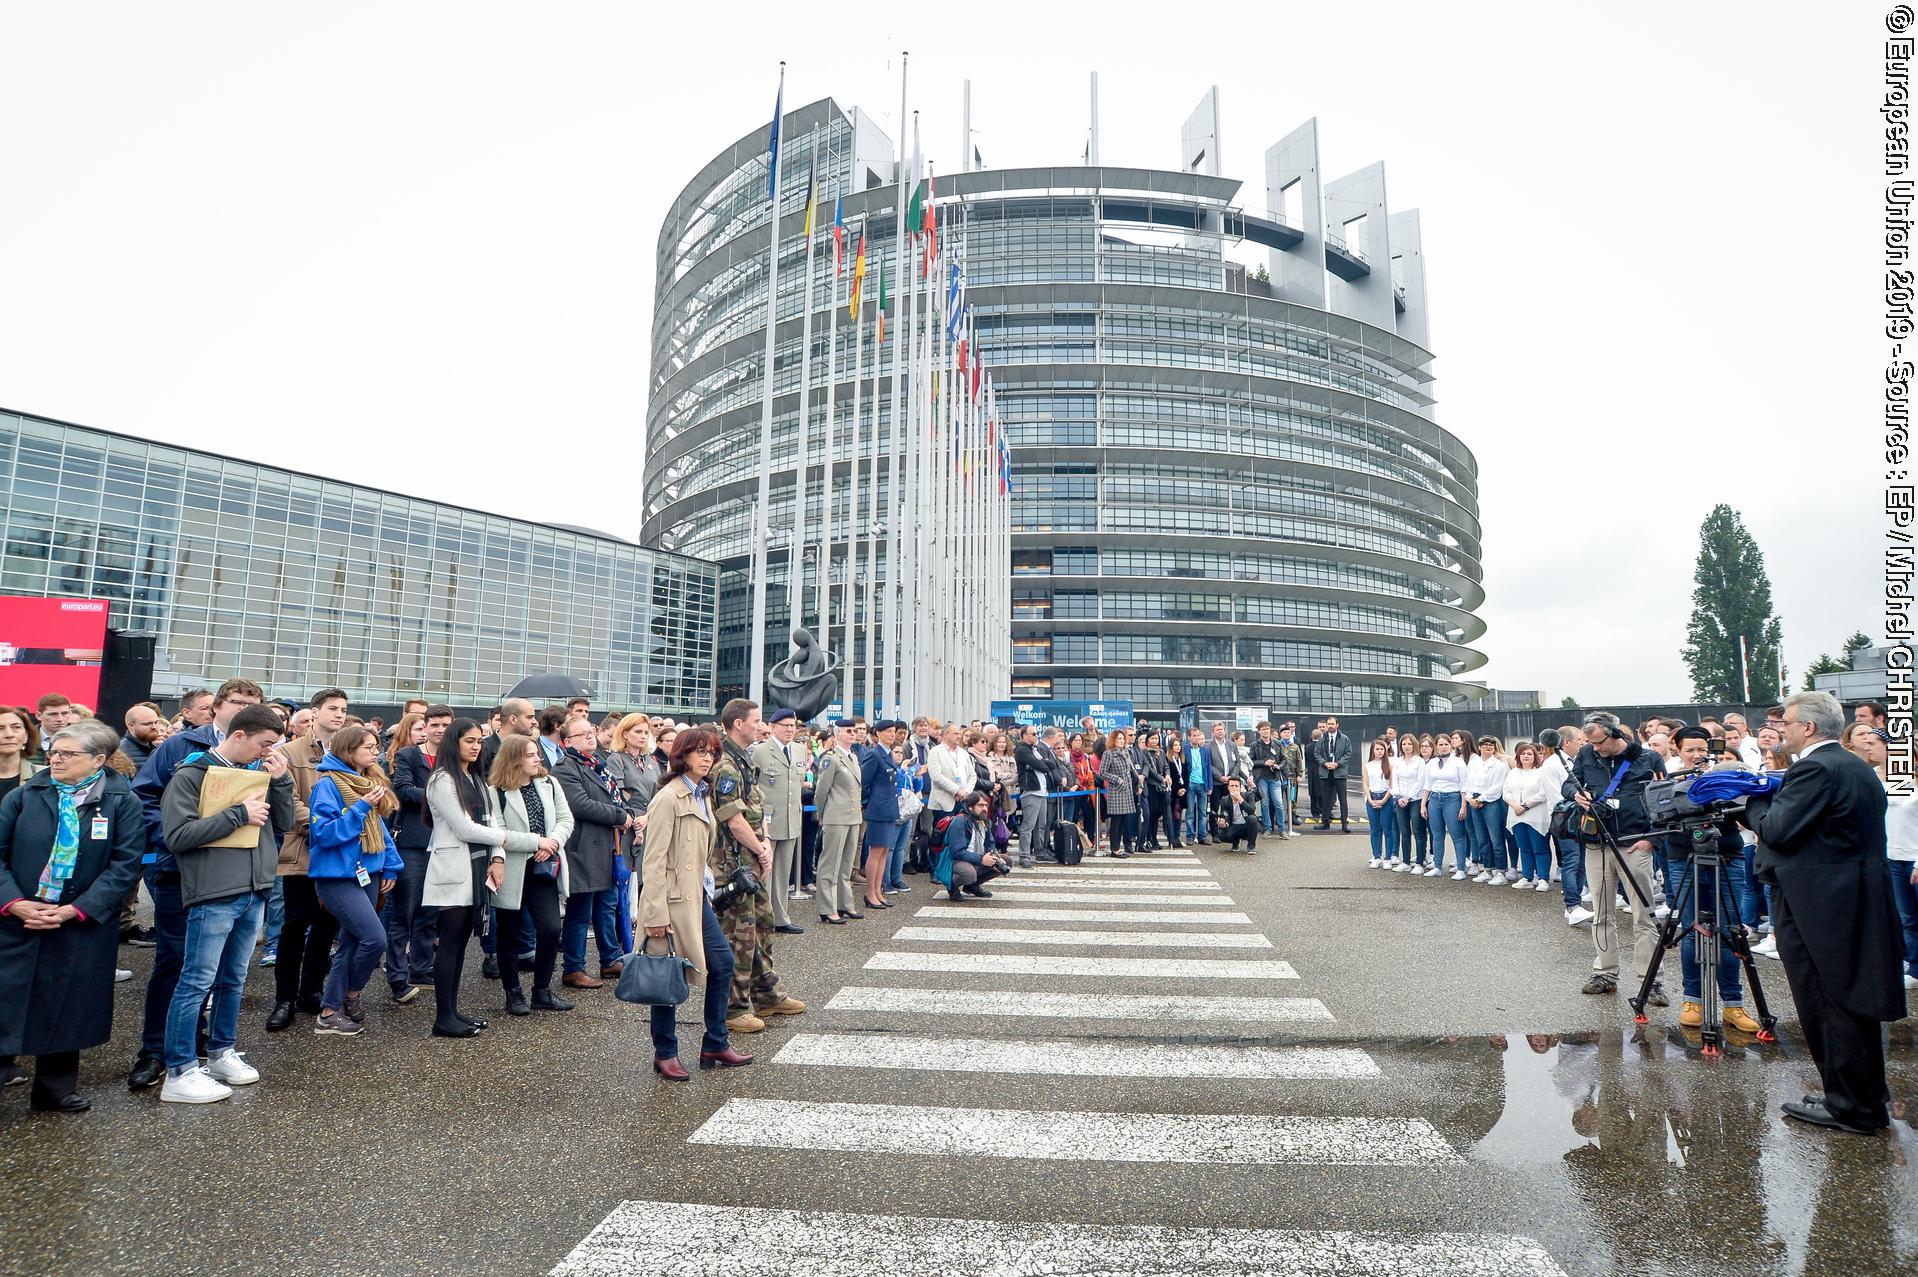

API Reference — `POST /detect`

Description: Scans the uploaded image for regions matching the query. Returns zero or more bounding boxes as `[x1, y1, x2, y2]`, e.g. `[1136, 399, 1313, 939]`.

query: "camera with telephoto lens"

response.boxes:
[709, 864, 762, 912]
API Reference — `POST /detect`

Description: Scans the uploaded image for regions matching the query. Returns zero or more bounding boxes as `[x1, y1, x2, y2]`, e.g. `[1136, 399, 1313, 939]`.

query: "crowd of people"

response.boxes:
[0, 680, 1907, 1132]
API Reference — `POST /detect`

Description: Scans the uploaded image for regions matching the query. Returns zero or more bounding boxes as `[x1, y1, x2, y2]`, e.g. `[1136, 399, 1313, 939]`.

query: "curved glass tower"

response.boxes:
[645, 96, 1485, 716]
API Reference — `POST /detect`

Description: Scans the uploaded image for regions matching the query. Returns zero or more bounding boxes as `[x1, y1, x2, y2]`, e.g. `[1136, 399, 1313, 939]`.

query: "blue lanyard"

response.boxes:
[1600, 759, 1630, 801]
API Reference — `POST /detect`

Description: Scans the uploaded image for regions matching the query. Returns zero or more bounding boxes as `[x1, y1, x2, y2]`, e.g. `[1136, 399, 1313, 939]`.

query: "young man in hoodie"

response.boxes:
[156, 704, 295, 1103]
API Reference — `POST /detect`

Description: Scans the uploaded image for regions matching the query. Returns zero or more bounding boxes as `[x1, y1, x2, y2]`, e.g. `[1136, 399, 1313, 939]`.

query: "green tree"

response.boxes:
[1802, 652, 1848, 689]
[1559, 695, 1580, 709]
[1843, 631, 1875, 659]
[1681, 505, 1784, 703]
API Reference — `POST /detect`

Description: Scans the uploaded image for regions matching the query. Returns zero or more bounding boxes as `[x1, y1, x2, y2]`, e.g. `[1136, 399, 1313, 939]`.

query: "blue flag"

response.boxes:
[767, 77, 784, 203]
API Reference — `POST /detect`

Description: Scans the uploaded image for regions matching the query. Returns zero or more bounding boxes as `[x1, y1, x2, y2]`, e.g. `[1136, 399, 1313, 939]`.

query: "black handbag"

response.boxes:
[614, 933, 693, 1006]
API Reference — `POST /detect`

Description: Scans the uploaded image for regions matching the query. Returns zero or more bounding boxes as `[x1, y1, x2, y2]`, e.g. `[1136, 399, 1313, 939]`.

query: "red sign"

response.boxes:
[0, 596, 108, 709]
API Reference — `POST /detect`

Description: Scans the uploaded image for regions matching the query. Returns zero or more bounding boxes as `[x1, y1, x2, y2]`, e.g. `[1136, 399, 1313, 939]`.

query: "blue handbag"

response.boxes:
[614, 933, 694, 1007]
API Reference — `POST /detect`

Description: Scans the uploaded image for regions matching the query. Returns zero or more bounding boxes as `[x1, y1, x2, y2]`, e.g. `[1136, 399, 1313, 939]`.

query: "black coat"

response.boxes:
[550, 751, 625, 894]
[390, 745, 435, 850]
[1747, 743, 1905, 1022]
[0, 771, 147, 1055]
[1564, 741, 1663, 843]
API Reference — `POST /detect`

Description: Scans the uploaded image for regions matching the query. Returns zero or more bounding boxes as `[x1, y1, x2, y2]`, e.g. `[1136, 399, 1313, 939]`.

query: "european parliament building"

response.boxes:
[0, 408, 718, 716]
[644, 92, 1485, 717]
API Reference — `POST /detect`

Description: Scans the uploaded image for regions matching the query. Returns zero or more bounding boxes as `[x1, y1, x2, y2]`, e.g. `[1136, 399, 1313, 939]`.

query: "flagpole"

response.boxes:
[788, 127, 821, 652]
[864, 228, 884, 720]
[842, 210, 861, 714]
[817, 174, 840, 658]
[894, 112, 920, 718]
[748, 63, 787, 704]
[883, 60, 909, 721]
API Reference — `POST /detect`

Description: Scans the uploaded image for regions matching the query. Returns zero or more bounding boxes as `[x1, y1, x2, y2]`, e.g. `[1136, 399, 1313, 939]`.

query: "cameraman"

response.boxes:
[1566, 712, 1666, 1005]
[1663, 728, 1763, 1034]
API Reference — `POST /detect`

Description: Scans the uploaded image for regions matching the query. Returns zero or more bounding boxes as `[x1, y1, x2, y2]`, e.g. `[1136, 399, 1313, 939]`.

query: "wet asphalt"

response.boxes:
[1, 829, 1914, 1277]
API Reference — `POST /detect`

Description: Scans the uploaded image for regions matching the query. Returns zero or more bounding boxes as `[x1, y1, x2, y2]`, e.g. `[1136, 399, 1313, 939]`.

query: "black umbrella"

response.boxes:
[505, 673, 596, 701]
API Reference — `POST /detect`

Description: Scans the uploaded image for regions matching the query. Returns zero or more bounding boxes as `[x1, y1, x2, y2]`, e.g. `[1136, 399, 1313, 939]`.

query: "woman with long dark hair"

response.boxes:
[639, 726, 749, 1080]
[422, 718, 546, 1037]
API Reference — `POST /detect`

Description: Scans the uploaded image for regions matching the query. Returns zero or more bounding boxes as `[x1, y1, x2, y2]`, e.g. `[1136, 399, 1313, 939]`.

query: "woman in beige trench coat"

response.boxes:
[639, 726, 750, 1081]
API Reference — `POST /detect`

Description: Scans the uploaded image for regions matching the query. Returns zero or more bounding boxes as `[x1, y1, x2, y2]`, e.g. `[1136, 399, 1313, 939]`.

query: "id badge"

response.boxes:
[91, 815, 110, 840]
[355, 864, 372, 887]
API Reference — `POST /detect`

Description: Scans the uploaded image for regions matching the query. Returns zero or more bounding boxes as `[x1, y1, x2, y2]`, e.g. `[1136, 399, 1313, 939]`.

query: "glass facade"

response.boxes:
[645, 99, 1485, 716]
[0, 410, 717, 715]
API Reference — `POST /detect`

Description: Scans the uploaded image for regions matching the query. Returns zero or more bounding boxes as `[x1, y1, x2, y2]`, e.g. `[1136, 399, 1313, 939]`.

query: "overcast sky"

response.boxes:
[0, 4, 1875, 705]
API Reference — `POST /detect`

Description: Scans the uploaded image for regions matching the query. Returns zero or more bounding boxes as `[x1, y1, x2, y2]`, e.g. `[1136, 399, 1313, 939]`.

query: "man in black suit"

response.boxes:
[384, 704, 451, 1002]
[1745, 690, 1904, 1135]
[1315, 715, 1354, 832]
[1205, 722, 1241, 808]
[1013, 725, 1060, 867]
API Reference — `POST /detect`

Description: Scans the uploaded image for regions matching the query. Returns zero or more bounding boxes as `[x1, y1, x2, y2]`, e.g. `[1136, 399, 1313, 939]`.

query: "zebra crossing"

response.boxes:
[553, 845, 1569, 1277]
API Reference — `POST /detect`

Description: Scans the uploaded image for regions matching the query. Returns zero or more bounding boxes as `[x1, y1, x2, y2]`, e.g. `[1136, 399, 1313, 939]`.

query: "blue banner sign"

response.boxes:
[990, 700, 1136, 732]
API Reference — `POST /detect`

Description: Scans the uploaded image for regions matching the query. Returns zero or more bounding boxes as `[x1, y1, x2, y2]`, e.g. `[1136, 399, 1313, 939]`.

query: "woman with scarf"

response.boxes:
[307, 725, 402, 1036]
[606, 713, 662, 952]
[0, 722, 145, 1112]
[422, 718, 547, 1038]
[485, 732, 576, 1016]
[1098, 727, 1141, 858]
[552, 716, 631, 990]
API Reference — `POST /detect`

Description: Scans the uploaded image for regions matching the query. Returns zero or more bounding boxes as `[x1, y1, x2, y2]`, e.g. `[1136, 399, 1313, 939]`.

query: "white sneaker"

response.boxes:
[1470, 871, 1489, 883]
[1751, 935, 1779, 958]
[1654, 905, 1672, 922]
[1580, 888, 1594, 905]
[1423, 867, 1441, 877]
[1391, 862, 1410, 873]
[1566, 906, 1596, 927]
[206, 1048, 260, 1086]
[1368, 858, 1381, 869]
[1450, 871, 1467, 881]
[1535, 880, 1553, 892]
[160, 1065, 232, 1104]
[1549, 868, 1562, 883]
[1511, 877, 1532, 889]
[1904, 973, 1918, 989]
[1286, 831, 1300, 839]
[115, 967, 133, 982]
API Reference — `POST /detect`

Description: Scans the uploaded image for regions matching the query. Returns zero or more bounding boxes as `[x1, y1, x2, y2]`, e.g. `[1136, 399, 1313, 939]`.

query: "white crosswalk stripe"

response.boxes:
[996, 877, 1225, 890]
[1003, 864, 1211, 876]
[890, 925, 1273, 949]
[823, 985, 1335, 1021]
[969, 889, 1241, 905]
[866, 951, 1298, 979]
[690, 1098, 1460, 1165]
[914, 905, 1253, 923]
[553, 1201, 1571, 1277]
[774, 1031, 1376, 1078]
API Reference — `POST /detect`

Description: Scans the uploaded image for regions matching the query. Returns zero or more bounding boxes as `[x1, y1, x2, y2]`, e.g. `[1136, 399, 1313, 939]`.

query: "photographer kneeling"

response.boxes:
[942, 791, 1005, 902]
[1664, 727, 1763, 1035]
[1567, 712, 1667, 1005]
[1211, 777, 1262, 853]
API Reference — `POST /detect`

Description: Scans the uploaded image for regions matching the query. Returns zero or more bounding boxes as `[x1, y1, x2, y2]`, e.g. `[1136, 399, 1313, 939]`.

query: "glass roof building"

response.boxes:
[0, 407, 718, 716]
[644, 93, 1484, 716]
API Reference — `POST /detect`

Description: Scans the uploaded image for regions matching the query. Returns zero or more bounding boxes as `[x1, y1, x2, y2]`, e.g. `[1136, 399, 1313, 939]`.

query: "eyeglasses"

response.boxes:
[46, 748, 97, 761]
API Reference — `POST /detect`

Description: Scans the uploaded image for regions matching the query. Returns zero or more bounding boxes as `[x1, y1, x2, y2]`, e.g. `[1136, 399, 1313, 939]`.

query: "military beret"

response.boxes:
[1672, 726, 1711, 746]
[768, 708, 797, 723]
[834, 717, 857, 729]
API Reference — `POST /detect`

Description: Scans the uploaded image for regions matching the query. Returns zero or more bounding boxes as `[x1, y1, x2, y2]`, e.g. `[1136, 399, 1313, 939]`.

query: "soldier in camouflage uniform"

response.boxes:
[710, 699, 806, 1032]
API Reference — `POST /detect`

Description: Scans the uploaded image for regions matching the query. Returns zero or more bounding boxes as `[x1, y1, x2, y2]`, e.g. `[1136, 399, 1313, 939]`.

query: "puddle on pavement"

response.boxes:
[1374, 1029, 1918, 1276]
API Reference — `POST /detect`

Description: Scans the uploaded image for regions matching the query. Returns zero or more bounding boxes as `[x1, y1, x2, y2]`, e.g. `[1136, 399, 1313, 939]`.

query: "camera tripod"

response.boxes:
[1630, 823, 1778, 1054]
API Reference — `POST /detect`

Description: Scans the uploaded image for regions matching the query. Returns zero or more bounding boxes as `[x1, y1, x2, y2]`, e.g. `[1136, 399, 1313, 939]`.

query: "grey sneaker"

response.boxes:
[315, 1010, 363, 1036]
[1581, 974, 1618, 995]
[1645, 982, 1670, 1008]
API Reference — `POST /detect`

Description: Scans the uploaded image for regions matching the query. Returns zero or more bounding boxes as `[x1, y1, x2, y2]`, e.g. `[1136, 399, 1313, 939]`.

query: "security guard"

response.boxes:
[750, 708, 808, 935]
[710, 698, 806, 1033]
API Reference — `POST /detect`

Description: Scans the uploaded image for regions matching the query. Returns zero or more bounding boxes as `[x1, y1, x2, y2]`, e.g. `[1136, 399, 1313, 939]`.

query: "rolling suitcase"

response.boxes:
[1054, 819, 1083, 866]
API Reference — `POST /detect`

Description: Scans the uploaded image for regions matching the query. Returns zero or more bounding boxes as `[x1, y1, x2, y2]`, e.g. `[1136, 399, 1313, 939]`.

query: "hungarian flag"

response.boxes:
[849, 231, 866, 319]
[957, 334, 969, 378]
[831, 190, 845, 275]
[921, 170, 938, 277]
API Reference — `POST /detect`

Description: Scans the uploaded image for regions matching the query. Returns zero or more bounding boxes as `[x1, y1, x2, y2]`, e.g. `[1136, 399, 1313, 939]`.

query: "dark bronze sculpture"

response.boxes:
[764, 627, 840, 722]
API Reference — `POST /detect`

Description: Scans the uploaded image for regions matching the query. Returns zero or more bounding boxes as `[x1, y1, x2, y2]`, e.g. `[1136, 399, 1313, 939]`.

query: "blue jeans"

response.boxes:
[316, 877, 387, 1010]
[564, 887, 621, 975]
[1738, 843, 1767, 927]
[164, 890, 266, 1071]
[1427, 802, 1467, 872]
[383, 847, 438, 990]
[1889, 858, 1918, 978]
[1393, 799, 1423, 864]
[1466, 801, 1508, 870]
[1676, 855, 1746, 1005]
[1184, 791, 1208, 842]
[1366, 795, 1395, 859]
[1257, 778, 1285, 833]
[262, 876, 284, 955]
[138, 866, 188, 1061]
[1512, 824, 1551, 881]
[609, 855, 635, 956]
[886, 821, 911, 892]
[1556, 836, 1586, 906]
[650, 898, 735, 1060]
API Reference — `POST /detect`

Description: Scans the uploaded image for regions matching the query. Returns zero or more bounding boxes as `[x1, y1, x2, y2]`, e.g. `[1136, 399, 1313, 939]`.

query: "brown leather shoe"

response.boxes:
[652, 1057, 690, 1081]
[597, 962, 623, 979]
[700, 1047, 755, 1069]
[561, 971, 604, 990]
[726, 1011, 766, 1034]
[758, 996, 807, 1017]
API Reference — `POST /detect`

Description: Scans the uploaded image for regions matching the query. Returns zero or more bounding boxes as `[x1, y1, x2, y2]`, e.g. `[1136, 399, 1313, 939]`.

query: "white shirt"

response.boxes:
[1425, 755, 1466, 795]
[1539, 750, 1572, 805]
[1391, 756, 1427, 802]
[1469, 755, 1510, 801]
[1503, 767, 1553, 833]
[1364, 758, 1391, 795]
[1885, 778, 1918, 862]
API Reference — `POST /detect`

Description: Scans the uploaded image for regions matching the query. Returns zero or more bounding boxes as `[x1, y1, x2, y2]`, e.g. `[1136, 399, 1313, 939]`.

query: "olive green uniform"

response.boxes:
[710, 740, 790, 1013]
